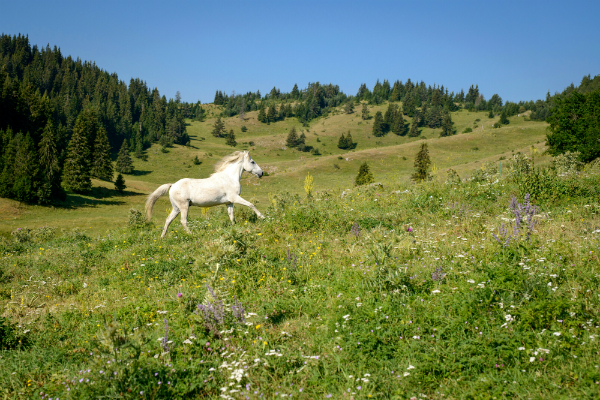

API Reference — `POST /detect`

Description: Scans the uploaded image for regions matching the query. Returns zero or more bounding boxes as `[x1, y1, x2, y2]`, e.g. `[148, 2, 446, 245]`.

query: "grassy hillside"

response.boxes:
[0, 103, 550, 236]
[1, 159, 599, 398]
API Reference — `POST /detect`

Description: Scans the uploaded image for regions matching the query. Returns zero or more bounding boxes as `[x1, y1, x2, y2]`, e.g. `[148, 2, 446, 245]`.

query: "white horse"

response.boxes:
[145, 151, 264, 238]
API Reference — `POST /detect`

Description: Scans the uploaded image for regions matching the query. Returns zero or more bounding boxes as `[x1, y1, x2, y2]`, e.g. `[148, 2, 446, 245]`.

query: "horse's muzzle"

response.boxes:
[257, 171, 263, 178]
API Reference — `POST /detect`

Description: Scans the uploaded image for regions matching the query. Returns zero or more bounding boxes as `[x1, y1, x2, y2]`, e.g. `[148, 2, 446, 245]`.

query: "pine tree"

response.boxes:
[291, 83, 300, 99]
[257, 105, 267, 123]
[488, 109, 494, 118]
[426, 106, 443, 128]
[384, 103, 396, 127]
[499, 110, 509, 125]
[338, 133, 347, 149]
[411, 143, 431, 182]
[116, 140, 134, 174]
[345, 132, 354, 149]
[298, 132, 306, 146]
[12, 133, 38, 202]
[286, 126, 299, 148]
[114, 173, 126, 193]
[267, 104, 277, 124]
[211, 116, 226, 137]
[440, 113, 455, 137]
[344, 101, 354, 114]
[134, 142, 146, 160]
[392, 112, 406, 136]
[37, 120, 64, 203]
[361, 103, 370, 120]
[91, 126, 113, 180]
[226, 129, 237, 147]
[403, 94, 416, 117]
[431, 90, 442, 107]
[63, 113, 92, 193]
[408, 119, 420, 137]
[372, 111, 384, 137]
[391, 86, 400, 102]
[355, 162, 374, 186]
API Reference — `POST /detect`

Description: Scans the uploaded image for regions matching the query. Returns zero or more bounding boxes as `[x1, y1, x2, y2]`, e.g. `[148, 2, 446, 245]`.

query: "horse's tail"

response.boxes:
[146, 183, 173, 220]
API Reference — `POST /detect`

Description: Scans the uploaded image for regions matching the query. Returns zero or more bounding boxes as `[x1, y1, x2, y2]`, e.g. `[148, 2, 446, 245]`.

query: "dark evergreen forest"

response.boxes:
[0, 34, 189, 203]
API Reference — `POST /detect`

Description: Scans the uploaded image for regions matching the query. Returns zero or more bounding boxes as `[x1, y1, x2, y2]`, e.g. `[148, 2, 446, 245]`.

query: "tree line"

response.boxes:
[0, 33, 188, 203]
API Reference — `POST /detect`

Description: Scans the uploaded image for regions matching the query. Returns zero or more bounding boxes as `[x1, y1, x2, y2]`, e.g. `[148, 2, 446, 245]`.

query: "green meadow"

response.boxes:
[2, 104, 600, 399]
[1, 105, 549, 235]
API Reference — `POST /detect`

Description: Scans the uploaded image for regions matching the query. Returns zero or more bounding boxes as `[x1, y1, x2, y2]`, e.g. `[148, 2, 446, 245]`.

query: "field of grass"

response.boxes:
[0, 103, 550, 236]
[1, 138, 600, 398]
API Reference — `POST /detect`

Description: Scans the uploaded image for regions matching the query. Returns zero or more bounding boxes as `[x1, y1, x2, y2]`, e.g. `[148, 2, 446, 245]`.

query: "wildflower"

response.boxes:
[553, 332, 561, 336]
[407, 227, 413, 232]
[177, 293, 183, 298]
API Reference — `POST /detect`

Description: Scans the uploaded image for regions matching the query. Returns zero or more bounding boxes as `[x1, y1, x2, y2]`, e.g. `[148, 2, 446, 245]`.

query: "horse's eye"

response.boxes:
[252, 161, 255, 164]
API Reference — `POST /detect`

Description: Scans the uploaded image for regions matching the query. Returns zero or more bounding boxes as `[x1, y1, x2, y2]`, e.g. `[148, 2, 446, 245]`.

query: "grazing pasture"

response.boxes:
[2, 107, 599, 399]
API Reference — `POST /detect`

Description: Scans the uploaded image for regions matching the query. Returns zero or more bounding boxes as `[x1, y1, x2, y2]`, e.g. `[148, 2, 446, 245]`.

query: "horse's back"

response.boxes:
[170, 176, 230, 207]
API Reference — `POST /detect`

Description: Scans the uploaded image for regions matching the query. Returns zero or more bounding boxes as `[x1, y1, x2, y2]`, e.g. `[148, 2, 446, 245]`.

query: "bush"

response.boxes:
[0, 316, 28, 350]
[355, 162, 374, 186]
[463, 127, 473, 133]
[471, 162, 499, 183]
[241, 125, 247, 132]
[553, 151, 582, 176]
[32, 226, 57, 241]
[11, 228, 31, 243]
[446, 168, 461, 184]
[128, 208, 147, 228]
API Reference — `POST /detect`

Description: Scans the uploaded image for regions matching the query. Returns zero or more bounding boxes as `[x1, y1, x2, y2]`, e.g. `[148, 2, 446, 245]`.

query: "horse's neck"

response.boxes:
[222, 161, 245, 183]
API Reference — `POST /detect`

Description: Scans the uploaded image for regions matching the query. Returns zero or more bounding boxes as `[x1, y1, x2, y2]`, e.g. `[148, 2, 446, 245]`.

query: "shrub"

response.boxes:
[471, 162, 499, 183]
[463, 127, 473, 133]
[128, 208, 147, 228]
[192, 156, 201, 165]
[446, 168, 461, 184]
[355, 162, 374, 186]
[553, 151, 582, 176]
[506, 153, 533, 181]
[11, 228, 31, 243]
[0, 316, 28, 350]
[31, 226, 57, 241]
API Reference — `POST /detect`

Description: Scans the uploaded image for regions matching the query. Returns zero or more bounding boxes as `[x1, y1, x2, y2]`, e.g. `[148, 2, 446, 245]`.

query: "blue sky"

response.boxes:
[1, 0, 598, 103]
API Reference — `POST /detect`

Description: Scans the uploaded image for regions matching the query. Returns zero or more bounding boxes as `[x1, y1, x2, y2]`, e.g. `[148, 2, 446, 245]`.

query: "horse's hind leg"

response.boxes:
[226, 203, 235, 224]
[161, 206, 180, 238]
[179, 201, 192, 234]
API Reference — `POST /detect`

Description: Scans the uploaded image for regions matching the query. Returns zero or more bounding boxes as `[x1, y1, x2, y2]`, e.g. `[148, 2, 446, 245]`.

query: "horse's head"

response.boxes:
[243, 151, 263, 178]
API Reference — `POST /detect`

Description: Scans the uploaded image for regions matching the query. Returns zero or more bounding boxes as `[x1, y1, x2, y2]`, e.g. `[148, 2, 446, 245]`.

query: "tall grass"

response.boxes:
[1, 159, 599, 399]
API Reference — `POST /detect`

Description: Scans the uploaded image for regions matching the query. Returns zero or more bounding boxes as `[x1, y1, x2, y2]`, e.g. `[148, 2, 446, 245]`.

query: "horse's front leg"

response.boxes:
[226, 203, 235, 224]
[232, 195, 264, 219]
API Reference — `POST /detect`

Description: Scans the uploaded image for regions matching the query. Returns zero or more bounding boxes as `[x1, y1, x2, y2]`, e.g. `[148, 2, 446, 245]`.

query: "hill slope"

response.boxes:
[0, 104, 549, 235]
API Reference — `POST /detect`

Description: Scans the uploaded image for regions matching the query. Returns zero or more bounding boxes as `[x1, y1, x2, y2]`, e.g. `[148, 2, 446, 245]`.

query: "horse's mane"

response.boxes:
[212, 151, 247, 173]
